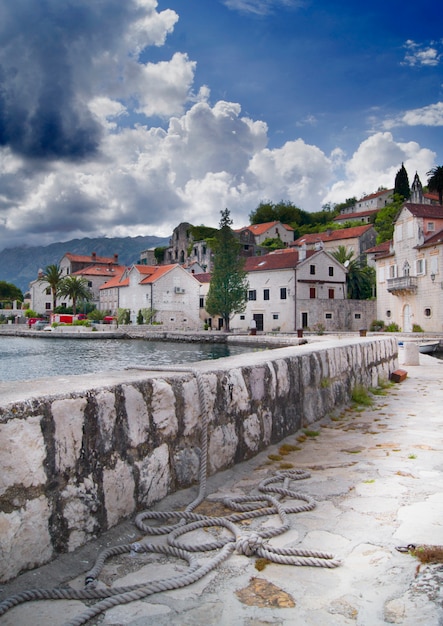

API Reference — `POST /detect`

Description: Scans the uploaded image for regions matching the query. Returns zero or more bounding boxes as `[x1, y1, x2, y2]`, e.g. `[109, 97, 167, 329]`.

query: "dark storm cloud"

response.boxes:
[0, 0, 145, 161]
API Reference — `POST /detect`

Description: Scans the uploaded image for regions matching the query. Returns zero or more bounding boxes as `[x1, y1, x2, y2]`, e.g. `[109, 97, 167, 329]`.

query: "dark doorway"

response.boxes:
[253, 313, 264, 331]
[301, 312, 308, 328]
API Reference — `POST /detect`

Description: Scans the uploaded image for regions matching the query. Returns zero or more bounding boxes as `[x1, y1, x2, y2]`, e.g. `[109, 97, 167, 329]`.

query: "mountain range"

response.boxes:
[0, 235, 170, 294]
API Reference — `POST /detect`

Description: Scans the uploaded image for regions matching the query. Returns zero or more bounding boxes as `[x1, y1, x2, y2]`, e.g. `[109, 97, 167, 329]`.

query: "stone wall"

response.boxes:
[0, 337, 397, 582]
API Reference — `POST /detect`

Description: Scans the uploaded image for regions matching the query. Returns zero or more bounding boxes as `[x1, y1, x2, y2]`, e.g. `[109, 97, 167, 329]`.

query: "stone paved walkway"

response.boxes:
[1, 353, 443, 625]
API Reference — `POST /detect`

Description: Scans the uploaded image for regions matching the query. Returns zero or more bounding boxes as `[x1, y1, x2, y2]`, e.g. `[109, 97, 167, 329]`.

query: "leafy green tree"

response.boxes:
[57, 276, 92, 315]
[373, 194, 404, 243]
[261, 237, 286, 250]
[427, 165, 443, 204]
[154, 246, 168, 264]
[206, 209, 248, 331]
[37, 264, 63, 312]
[394, 163, 410, 200]
[249, 201, 304, 226]
[331, 246, 375, 300]
[140, 307, 157, 324]
[0, 280, 23, 302]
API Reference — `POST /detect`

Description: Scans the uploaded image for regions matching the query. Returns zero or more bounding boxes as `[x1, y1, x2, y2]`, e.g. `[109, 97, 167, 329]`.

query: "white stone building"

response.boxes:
[100, 264, 202, 330]
[373, 203, 443, 332]
[231, 248, 349, 333]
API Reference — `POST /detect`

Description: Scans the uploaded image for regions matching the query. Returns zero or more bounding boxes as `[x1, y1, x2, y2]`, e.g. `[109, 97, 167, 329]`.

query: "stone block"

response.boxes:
[0, 415, 46, 496]
[208, 423, 238, 473]
[103, 459, 135, 527]
[0, 496, 52, 582]
[52, 397, 87, 472]
[151, 379, 177, 437]
[136, 444, 171, 506]
[95, 389, 117, 451]
[123, 384, 151, 446]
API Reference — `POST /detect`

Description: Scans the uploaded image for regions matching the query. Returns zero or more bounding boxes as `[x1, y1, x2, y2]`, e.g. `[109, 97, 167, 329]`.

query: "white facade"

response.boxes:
[375, 204, 443, 332]
[231, 250, 347, 333]
[115, 264, 202, 330]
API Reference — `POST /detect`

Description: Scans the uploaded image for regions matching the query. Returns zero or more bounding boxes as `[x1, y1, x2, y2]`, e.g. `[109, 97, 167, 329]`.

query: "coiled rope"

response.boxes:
[0, 365, 341, 626]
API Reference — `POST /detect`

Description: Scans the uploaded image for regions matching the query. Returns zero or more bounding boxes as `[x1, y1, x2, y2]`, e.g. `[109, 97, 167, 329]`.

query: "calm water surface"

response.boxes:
[0, 336, 252, 382]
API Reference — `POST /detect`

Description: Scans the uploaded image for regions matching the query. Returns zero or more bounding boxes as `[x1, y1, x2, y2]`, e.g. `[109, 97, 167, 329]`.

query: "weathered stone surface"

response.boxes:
[0, 496, 52, 582]
[173, 446, 200, 486]
[95, 389, 117, 451]
[226, 368, 249, 413]
[123, 384, 151, 446]
[61, 476, 99, 551]
[248, 365, 267, 401]
[151, 379, 177, 436]
[136, 443, 171, 506]
[103, 459, 135, 528]
[208, 423, 238, 473]
[243, 413, 261, 452]
[52, 397, 87, 472]
[0, 415, 46, 495]
[182, 377, 201, 436]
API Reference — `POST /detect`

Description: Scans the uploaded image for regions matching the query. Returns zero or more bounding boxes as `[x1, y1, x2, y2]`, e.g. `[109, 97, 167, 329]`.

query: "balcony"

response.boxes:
[387, 276, 418, 295]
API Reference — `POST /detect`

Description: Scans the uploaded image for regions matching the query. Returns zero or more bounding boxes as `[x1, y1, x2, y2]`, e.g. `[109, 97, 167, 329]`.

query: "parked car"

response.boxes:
[33, 320, 49, 330]
[28, 317, 46, 328]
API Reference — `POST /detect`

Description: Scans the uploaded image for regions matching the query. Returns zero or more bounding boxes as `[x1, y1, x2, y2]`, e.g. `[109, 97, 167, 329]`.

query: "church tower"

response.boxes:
[410, 172, 423, 204]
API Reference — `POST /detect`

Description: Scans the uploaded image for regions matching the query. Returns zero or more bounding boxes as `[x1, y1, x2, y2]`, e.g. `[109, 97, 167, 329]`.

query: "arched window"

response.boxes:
[403, 261, 410, 277]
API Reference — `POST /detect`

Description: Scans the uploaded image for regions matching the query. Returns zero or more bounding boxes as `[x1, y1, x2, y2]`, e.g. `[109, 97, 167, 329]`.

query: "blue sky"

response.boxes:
[0, 0, 442, 251]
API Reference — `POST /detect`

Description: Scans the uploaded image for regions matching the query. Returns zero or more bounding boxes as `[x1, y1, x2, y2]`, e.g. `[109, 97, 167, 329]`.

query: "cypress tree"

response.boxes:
[394, 163, 410, 200]
[205, 209, 248, 331]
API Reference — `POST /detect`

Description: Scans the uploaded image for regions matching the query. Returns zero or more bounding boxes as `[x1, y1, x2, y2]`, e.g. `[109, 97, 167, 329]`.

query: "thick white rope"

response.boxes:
[0, 365, 341, 626]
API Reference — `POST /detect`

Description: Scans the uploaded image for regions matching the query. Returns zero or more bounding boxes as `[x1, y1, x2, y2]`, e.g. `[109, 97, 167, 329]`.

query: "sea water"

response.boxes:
[0, 336, 250, 382]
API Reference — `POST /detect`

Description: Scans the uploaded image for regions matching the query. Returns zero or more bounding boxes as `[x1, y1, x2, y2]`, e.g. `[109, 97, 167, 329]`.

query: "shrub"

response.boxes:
[412, 324, 424, 332]
[385, 322, 400, 332]
[312, 322, 325, 335]
[370, 319, 385, 331]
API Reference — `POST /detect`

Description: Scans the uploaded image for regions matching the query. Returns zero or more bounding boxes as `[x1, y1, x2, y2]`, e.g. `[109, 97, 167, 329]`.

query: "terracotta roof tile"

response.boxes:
[292, 224, 373, 246]
[403, 203, 443, 219]
[235, 221, 294, 235]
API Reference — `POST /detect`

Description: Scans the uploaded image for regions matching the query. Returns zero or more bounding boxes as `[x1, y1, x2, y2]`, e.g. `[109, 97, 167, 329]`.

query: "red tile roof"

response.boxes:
[402, 203, 443, 219]
[292, 224, 373, 246]
[194, 273, 212, 283]
[364, 241, 392, 256]
[358, 189, 393, 202]
[420, 229, 443, 247]
[244, 249, 317, 271]
[63, 252, 118, 264]
[333, 209, 379, 221]
[235, 221, 294, 235]
[73, 265, 126, 277]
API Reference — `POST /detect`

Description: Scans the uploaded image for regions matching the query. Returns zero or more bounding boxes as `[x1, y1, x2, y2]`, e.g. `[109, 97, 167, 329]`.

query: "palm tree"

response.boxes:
[331, 246, 374, 300]
[57, 276, 92, 315]
[427, 166, 443, 205]
[37, 264, 63, 312]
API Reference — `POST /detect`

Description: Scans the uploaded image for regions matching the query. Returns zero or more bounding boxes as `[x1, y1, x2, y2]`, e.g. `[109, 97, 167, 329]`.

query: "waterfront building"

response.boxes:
[372, 202, 443, 332]
[100, 263, 202, 329]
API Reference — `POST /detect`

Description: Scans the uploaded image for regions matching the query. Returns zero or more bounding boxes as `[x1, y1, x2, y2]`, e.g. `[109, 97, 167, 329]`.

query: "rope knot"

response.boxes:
[236, 532, 263, 556]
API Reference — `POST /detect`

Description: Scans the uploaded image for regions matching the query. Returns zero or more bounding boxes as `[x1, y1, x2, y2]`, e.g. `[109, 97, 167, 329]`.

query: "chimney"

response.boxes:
[92, 252, 97, 261]
[114, 254, 119, 263]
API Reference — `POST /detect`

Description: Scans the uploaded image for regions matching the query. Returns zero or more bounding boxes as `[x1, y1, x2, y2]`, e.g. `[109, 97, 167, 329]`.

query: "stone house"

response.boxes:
[100, 263, 202, 330]
[234, 221, 294, 252]
[231, 248, 354, 333]
[59, 252, 120, 276]
[333, 189, 394, 225]
[29, 252, 122, 315]
[292, 224, 377, 264]
[372, 202, 443, 332]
